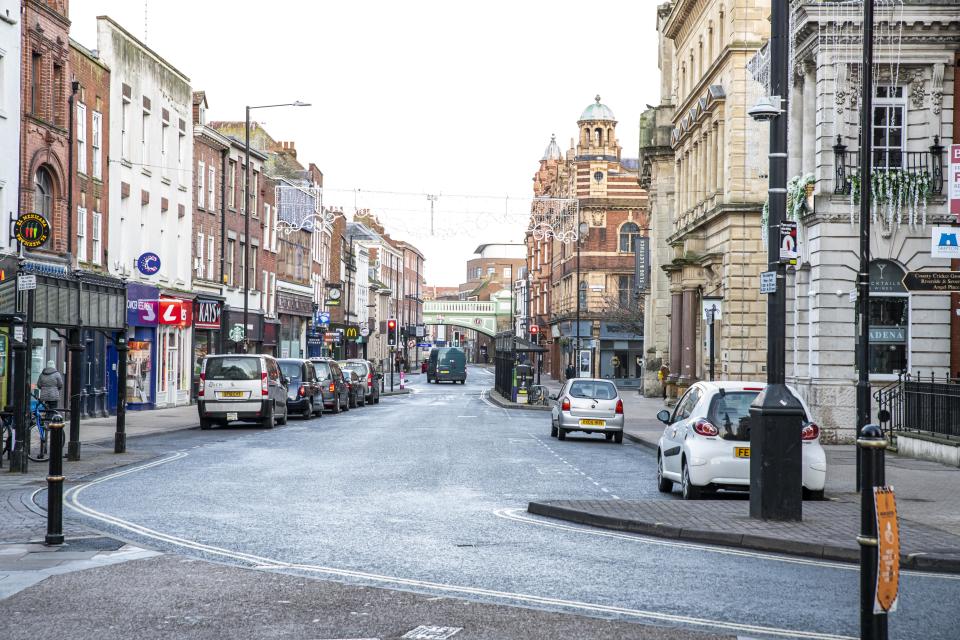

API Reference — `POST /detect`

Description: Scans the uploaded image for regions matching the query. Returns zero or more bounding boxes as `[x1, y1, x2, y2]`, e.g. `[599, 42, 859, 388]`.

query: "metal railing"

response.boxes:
[874, 371, 960, 439]
[833, 136, 945, 196]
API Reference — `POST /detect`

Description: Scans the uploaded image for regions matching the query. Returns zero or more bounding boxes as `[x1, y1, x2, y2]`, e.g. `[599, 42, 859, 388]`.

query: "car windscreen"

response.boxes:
[569, 381, 617, 400]
[339, 362, 367, 376]
[205, 357, 260, 380]
[312, 362, 331, 380]
[279, 362, 302, 381]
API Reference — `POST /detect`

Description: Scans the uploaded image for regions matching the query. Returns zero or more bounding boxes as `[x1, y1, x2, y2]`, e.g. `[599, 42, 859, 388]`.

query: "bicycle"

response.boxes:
[0, 412, 13, 469]
[26, 397, 67, 463]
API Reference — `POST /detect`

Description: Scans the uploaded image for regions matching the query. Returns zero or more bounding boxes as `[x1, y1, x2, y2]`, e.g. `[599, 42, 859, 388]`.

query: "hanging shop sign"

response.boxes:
[325, 284, 342, 307]
[158, 298, 192, 326]
[136, 252, 162, 276]
[930, 226, 960, 259]
[345, 326, 359, 341]
[634, 237, 650, 292]
[950, 144, 960, 219]
[194, 300, 222, 330]
[779, 221, 798, 264]
[316, 311, 330, 326]
[901, 271, 960, 292]
[228, 324, 246, 343]
[14, 213, 50, 249]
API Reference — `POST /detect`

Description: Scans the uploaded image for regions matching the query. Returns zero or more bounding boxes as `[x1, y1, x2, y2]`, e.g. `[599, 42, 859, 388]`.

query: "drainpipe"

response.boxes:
[67, 80, 79, 257]
[219, 147, 227, 352]
[952, 53, 960, 379]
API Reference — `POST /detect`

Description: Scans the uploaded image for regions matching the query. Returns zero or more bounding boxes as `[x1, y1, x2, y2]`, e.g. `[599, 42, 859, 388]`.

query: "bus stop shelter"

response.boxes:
[493, 331, 546, 398]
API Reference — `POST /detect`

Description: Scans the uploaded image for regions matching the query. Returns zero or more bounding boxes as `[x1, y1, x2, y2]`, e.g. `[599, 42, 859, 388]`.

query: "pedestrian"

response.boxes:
[658, 364, 670, 400]
[565, 363, 575, 381]
[37, 360, 64, 410]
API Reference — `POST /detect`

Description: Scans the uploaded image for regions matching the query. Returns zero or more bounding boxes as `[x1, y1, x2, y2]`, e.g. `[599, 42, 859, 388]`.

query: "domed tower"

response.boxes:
[576, 95, 620, 161]
[542, 133, 563, 162]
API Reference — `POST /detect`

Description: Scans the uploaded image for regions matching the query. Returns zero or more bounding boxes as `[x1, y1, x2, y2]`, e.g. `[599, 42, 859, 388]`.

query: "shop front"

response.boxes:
[277, 292, 313, 359]
[156, 296, 193, 407]
[192, 298, 223, 400]
[262, 319, 279, 356]
[597, 321, 644, 387]
[221, 307, 264, 354]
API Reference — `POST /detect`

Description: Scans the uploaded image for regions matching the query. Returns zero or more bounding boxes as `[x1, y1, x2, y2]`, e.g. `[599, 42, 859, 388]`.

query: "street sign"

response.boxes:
[950, 144, 960, 219]
[873, 487, 900, 613]
[760, 271, 777, 294]
[14, 213, 50, 248]
[779, 221, 798, 264]
[407, 339, 416, 349]
[701, 297, 722, 321]
[317, 312, 330, 326]
[901, 271, 960, 292]
[16, 274, 36, 291]
[417, 342, 432, 349]
[930, 226, 960, 259]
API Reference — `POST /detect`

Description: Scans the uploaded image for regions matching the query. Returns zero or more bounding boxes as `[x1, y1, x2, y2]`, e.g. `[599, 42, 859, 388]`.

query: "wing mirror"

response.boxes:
[549, 394, 558, 401]
[657, 409, 672, 425]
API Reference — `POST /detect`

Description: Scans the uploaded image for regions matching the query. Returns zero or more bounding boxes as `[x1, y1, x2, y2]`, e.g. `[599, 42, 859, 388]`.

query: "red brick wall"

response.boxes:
[20, 0, 71, 255]
[192, 134, 224, 287]
[69, 43, 109, 272]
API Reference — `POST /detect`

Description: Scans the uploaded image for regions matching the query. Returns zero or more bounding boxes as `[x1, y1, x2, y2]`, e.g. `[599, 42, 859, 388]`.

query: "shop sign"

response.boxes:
[195, 300, 222, 329]
[874, 487, 900, 613]
[930, 226, 960, 259]
[870, 260, 907, 294]
[869, 327, 906, 343]
[228, 324, 245, 343]
[14, 213, 50, 248]
[634, 237, 650, 292]
[126, 283, 160, 327]
[158, 299, 192, 326]
[345, 326, 359, 340]
[316, 311, 330, 326]
[950, 144, 960, 219]
[136, 252, 162, 276]
[277, 292, 314, 316]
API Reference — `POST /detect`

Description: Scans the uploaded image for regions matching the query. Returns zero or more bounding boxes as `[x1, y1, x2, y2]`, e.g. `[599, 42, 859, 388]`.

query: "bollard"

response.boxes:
[858, 424, 888, 640]
[45, 413, 66, 545]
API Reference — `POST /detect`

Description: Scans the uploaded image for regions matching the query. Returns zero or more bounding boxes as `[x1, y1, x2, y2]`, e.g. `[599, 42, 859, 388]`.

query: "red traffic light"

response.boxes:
[530, 325, 539, 334]
[387, 320, 397, 329]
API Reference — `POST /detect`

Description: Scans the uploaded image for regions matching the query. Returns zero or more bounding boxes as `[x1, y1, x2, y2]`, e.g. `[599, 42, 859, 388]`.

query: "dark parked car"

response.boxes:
[278, 359, 323, 420]
[338, 359, 381, 404]
[341, 369, 366, 408]
[310, 358, 350, 413]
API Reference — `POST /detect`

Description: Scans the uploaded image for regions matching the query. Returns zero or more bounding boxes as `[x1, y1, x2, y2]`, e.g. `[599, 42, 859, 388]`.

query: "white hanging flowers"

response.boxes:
[845, 168, 933, 227]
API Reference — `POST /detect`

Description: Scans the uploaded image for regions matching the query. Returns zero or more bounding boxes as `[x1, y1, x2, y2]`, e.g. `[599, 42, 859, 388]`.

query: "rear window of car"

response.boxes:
[312, 361, 331, 380]
[569, 380, 617, 400]
[205, 357, 260, 380]
[279, 362, 302, 381]
[339, 362, 367, 376]
[709, 392, 757, 433]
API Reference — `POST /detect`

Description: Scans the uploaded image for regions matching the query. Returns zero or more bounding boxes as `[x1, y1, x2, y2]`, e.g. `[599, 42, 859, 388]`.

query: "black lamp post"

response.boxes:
[575, 218, 589, 377]
[243, 101, 309, 353]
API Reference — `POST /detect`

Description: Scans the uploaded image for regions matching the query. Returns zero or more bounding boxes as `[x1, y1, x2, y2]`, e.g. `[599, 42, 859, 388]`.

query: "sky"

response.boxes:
[70, 1, 662, 286]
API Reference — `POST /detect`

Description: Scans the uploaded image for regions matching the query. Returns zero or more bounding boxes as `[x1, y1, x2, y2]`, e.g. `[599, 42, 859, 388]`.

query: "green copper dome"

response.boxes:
[579, 95, 616, 121]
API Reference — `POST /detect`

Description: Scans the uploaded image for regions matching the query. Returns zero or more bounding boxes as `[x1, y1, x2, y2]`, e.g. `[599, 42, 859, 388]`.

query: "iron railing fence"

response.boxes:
[874, 372, 960, 439]
[833, 137, 945, 196]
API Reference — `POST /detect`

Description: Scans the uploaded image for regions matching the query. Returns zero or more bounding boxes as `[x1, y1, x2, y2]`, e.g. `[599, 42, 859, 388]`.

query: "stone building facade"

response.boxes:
[661, 0, 771, 397]
[1, 0, 21, 251]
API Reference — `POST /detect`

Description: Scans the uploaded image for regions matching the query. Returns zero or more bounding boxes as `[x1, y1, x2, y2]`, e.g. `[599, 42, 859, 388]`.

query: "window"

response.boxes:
[141, 110, 149, 163]
[487, 266, 495, 276]
[121, 98, 130, 159]
[91, 212, 102, 265]
[76, 103, 87, 174]
[239, 242, 246, 288]
[206, 236, 215, 280]
[858, 260, 909, 376]
[673, 387, 701, 421]
[208, 165, 216, 211]
[34, 168, 53, 218]
[503, 267, 512, 279]
[251, 171, 258, 216]
[196, 233, 205, 278]
[619, 222, 641, 252]
[618, 275, 635, 307]
[160, 120, 169, 176]
[178, 130, 185, 169]
[228, 161, 236, 208]
[872, 86, 906, 170]
[226, 239, 235, 286]
[31, 52, 41, 115]
[250, 243, 258, 291]
[197, 161, 206, 209]
[53, 64, 63, 125]
[91, 112, 103, 179]
[76, 206, 87, 263]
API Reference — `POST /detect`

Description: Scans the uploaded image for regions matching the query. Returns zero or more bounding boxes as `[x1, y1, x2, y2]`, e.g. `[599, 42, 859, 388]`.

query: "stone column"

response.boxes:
[802, 61, 817, 176]
[706, 126, 716, 199]
[669, 292, 683, 383]
[680, 288, 698, 384]
[715, 120, 725, 196]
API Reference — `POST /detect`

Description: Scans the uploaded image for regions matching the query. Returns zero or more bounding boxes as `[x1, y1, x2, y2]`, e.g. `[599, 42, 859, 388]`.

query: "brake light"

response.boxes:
[198, 373, 205, 398]
[367, 373, 373, 388]
[298, 385, 305, 398]
[561, 398, 571, 411]
[615, 399, 623, 415]
[801, 422, 820, 441]
[329, 382, 336, 393]
[693, 419, 719, 437]
[261, 372, 269, 397]
[744, 387, 764, 391]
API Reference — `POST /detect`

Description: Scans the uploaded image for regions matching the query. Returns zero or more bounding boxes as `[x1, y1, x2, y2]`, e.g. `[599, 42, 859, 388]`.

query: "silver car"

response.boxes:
[550, 378, 624, 443]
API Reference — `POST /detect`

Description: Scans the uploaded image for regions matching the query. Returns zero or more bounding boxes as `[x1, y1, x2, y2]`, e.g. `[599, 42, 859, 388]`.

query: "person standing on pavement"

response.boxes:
[658, 364, 670, 400]
[565, 363, 575, 382]
[37, 360, 64, 409]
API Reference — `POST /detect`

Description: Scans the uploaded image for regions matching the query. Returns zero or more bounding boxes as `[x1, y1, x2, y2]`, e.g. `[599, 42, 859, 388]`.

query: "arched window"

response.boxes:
[595, 128, 603, 146]
[34, 167, 54, 218]
[619, 222, 641, 252]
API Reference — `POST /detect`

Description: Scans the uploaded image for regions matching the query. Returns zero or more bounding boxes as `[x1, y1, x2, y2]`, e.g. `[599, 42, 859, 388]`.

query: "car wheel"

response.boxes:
[803, 487, 824, 501]
[557, 427, 566, 441]
[681, 461, 701, 500]
[332, 397, 341, 414]
[261, 406, 274, 429]
[302, 402, 312, 420]
[200, 417, 213, 430]
[605, 433, 613, 441]
[277, 405, 288, 426]
[614, 431, 623, 444]
[657, 453, 673, 493]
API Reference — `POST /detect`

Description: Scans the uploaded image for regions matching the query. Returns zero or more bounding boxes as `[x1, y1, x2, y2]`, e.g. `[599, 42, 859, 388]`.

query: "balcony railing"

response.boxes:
[833, 136, 944, 196]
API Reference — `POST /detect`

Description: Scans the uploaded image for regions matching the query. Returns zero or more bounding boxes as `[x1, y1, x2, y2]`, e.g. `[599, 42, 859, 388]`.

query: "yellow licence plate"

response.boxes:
[734, 447, 751, 458]
[220, 391, 244, 398]
[440, 370, 449, 374]
[580, 419, 605, 427]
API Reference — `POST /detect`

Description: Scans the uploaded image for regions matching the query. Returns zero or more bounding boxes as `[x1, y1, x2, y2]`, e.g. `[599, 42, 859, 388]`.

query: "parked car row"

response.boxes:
[197, 354, 383, 429]
[548, 378, 828, 500]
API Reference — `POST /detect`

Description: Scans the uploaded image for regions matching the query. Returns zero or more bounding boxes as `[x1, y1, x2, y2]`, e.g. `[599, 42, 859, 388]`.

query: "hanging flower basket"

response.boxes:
[845, 169, 933, 226]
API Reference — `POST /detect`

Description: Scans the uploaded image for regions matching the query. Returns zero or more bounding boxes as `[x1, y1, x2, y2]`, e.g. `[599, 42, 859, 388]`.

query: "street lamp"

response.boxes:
[575, 219, 589, 377]
[243, 101, 311, 352]
[747, 0, 804, 522]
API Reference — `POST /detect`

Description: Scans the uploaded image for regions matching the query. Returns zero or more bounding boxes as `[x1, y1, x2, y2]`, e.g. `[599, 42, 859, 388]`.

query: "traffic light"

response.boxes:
[387, 318, 398, 347]
[453, 331, 460, 347]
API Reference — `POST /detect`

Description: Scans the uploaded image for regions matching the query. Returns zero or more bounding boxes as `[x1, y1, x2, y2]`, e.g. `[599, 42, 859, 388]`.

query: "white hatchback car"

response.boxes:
[655, 381, 827, 500]
[550, 378, 625, 443]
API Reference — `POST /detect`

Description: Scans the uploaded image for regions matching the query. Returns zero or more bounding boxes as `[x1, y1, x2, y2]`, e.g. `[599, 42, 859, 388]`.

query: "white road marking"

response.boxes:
[64, 455, 859, 639]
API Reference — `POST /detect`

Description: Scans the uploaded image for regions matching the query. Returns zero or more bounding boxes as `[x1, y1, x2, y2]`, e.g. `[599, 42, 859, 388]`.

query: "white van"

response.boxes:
[197, 354, 289, 429]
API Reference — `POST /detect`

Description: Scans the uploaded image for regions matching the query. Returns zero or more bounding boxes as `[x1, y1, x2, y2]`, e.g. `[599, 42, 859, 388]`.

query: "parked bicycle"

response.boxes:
[27, 392, 67, 463]
[0, 411, 13, 469]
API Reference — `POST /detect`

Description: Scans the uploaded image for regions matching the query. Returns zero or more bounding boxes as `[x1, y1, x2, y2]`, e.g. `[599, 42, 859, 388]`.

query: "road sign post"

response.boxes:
[858, 424, 893, 639]
[901, 271, 960, 292]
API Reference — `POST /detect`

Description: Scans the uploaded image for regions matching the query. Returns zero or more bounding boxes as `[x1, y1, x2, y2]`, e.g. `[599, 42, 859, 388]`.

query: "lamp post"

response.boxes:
[243, 101, 310, 353]
[575, 219, 589, 377]
[747, 0, 804, 522]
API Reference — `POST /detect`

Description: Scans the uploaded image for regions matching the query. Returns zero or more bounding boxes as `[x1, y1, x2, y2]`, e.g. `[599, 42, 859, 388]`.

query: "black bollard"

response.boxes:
[858, 424, 888, 640]
[45, 413, 65, 545]
[115, 334, 128, 453]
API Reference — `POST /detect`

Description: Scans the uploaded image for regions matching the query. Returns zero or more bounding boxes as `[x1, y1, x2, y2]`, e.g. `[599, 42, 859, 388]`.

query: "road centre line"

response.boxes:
[62, 455, 854, 640]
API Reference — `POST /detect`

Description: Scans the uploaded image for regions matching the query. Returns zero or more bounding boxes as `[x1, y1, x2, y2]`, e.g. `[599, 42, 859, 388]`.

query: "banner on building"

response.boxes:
[950, 144, 960, 219]
[931, 226, 960, 259]
[194, 300, 222, 329]
[634, 237, 650, 292]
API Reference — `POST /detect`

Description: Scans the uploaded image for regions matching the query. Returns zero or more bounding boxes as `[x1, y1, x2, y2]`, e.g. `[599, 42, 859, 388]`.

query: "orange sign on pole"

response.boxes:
[873, 486, 900, 613]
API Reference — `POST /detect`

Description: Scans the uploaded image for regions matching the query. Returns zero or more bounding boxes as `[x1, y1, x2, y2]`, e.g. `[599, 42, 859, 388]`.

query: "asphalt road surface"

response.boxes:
[49, 366, 960, 639]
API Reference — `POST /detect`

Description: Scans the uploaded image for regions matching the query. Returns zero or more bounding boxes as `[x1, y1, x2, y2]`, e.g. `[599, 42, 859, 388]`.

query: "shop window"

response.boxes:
[858, 259, 909, 376]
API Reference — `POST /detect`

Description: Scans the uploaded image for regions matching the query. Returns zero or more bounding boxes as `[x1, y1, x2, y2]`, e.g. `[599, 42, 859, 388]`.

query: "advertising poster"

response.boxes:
[127, 340, 152, 404]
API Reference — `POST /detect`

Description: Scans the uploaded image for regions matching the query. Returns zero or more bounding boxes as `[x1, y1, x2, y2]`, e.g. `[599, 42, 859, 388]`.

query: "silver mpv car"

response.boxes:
[551, 378, 624, 443]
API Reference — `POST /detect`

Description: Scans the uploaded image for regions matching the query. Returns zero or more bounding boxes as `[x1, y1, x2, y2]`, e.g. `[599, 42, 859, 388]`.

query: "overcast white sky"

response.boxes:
[70, 1, 661, 286]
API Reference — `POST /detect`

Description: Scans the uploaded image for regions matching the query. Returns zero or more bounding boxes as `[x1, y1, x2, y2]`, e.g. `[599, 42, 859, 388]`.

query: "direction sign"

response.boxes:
[17, 274, 37, 291]
[901, 271, 960, 292]
[417, 342, 432, 349]
[760, 271, 777, 294]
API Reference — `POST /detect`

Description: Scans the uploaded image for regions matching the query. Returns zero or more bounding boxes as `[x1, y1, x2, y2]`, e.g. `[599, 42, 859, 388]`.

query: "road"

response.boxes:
[54, 365, 960, 639]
